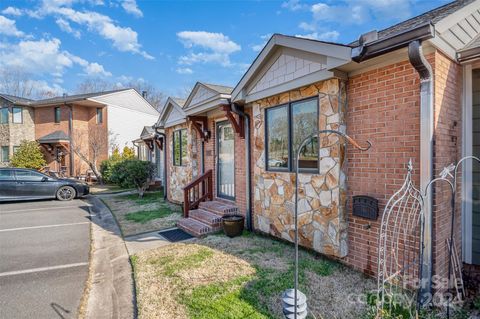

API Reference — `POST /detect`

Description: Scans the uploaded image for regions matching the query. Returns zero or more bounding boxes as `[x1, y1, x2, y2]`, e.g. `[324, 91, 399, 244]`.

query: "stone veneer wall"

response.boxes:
[166, 122, 198, 203]
[0, 97, 35, 167]
[250, 78, 348, 257]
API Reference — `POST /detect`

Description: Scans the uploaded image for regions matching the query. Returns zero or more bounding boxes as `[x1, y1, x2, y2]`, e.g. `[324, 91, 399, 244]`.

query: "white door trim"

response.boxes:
[462, 64, 473, 264]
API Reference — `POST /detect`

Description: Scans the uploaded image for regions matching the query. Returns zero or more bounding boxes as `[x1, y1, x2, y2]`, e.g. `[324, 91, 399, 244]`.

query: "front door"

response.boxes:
[216, 121, 235, 200]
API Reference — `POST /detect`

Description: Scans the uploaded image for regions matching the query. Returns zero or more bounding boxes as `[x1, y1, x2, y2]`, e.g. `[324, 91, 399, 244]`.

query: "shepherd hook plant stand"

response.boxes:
[282, 130, 371, 319]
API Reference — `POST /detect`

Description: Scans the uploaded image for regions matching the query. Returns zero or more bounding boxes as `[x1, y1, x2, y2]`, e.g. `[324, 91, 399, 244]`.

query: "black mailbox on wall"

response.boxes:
[352, 195, 378, 220]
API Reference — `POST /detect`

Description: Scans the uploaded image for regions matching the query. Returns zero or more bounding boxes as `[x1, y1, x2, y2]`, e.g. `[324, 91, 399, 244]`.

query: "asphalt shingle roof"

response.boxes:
[0, 94, 34, 105]
[349, 0, 476, 46]
[32, 88, 131, 105]
[201, 83, 233, 95]
[38, 130, 70, 143]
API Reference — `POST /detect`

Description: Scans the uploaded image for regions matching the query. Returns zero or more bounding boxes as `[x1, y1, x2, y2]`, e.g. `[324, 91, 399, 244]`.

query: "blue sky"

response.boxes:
[0, 0, 449, 98]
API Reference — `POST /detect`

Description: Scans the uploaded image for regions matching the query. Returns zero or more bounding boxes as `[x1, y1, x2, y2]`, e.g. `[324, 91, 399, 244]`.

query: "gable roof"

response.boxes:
[0, 93, 34, 105]
[0, 89, 159, 116]
[231, 34, 351, 103]
[140, 126, 155, 139]
[182, 82, 232, 114]
[156, 97, 187, 128]
[32, 88, 130, 106]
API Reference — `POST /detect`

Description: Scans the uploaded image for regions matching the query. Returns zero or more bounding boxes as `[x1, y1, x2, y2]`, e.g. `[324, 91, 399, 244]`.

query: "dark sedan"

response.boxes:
[0, 168, 89, 202]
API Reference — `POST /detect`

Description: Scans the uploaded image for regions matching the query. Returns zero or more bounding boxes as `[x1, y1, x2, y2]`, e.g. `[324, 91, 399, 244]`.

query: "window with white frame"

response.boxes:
[12, 107, 22, 124]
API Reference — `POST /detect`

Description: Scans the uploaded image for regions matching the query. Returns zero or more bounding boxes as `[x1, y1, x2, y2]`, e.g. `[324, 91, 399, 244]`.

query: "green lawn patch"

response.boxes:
[125, 209, 172, 223]
[121, 191, 164, 205]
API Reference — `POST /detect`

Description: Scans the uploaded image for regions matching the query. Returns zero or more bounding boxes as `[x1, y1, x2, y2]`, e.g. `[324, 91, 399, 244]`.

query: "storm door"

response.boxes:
[216, 121, 235, 200]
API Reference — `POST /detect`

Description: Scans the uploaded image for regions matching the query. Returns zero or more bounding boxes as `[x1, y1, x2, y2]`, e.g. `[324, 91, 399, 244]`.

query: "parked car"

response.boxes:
[0, 168, 89, 202]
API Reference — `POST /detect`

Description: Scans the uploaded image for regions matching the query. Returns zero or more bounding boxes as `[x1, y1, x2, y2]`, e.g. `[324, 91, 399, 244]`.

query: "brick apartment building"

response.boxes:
[0, 89, 159, 176]
[155, 0, 480, 295]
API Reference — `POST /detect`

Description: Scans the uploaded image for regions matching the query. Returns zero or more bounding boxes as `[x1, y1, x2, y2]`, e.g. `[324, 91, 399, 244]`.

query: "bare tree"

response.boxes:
[71, 126, 108, 184]
[75, 77, 113, 94]
[0, 67, 58, 98]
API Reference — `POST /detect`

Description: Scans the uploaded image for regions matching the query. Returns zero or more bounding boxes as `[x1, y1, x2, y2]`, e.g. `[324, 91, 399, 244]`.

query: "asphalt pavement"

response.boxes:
[0, 199, 91, 319]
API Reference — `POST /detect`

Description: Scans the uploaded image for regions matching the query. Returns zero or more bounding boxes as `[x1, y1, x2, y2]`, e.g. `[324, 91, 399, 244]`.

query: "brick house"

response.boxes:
[156, 0, 480, 293]
[0, 89, 159, 177]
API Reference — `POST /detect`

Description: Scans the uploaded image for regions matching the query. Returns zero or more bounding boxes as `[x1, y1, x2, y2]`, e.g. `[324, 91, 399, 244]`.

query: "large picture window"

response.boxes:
[265, 97, 318, 172]
[173, 129, 187, 166]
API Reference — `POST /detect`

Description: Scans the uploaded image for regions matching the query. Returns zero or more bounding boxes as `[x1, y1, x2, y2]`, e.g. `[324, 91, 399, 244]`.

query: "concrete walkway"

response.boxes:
[85, 196, 135, 319]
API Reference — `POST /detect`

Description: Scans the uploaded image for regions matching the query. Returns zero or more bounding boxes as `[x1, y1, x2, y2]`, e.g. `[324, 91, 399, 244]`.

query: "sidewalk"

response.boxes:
[84, 195, 135, 319]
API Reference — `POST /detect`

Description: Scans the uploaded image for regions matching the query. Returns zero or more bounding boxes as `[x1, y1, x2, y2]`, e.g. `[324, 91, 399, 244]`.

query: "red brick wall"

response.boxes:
[35, 104, 108, 176]
[345, 50, 463, 283]
[345, 57, 423, 276]
[432, 51, 463, 281]
[196, 111, 249, 216]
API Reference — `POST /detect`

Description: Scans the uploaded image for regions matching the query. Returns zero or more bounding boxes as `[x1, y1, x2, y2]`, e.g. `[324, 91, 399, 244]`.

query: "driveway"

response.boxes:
[0, 199, 91, 319]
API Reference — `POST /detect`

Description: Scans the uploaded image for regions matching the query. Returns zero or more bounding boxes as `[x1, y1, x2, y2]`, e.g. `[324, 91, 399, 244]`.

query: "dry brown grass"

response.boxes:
[101, 191, 181, 236]
[133, 233, 376, 319]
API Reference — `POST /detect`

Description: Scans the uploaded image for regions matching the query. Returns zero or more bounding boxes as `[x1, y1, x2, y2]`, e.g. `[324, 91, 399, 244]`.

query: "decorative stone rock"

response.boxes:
[297, 198, 311, 214]
[319, 191, 331, 207]
[320, 157, 336, 174]
[305, 184, 317, 198]
[251, 78, 348, 258]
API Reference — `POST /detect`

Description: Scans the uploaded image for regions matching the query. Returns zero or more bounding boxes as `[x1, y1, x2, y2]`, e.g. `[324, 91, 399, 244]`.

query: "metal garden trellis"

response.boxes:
[283, 128, 371, 319]
[376, 156, 480, 318]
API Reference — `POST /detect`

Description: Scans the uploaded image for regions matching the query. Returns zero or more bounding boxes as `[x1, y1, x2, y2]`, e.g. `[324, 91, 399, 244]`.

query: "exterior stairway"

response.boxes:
[177, 200, 239, 237]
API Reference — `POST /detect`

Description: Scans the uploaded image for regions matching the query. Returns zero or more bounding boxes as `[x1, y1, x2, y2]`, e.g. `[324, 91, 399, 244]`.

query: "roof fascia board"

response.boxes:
[232, 34, 351, 102]
[276, 35, 351, 59]
[244, 69, 337, 103]
[184, 98, 230, 116]
[435, 0, 480, 33]
[165, 118, 187, 128]
[183, 82, 219, 109]
[158, 98, 186, 127]
[231, 37, 278, 101]
[458, 46, 480, 63]
[427, 33, 458, 60]
[352, 23, 435, 62]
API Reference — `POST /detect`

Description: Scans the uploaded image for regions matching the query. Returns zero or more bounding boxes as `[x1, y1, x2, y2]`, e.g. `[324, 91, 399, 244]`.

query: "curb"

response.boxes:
[84, 195, 136, 319]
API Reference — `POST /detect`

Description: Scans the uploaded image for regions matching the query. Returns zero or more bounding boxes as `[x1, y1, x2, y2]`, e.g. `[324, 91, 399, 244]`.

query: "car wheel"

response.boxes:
[56, 186, 76, 201]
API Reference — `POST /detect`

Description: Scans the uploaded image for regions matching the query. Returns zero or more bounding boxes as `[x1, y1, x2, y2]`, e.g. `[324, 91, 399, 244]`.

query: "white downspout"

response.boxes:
[408, 40, 434, 301]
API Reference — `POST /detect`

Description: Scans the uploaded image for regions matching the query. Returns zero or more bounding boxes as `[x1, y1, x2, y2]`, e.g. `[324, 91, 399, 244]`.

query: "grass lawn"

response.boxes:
[101, 191, 182, 236]
[132, 232, 376, 319]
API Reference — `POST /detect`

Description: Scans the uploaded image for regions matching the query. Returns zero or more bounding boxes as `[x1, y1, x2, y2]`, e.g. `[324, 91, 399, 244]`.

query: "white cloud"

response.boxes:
[295, 30, 340, 41]
[0, 38, 111, 80]
[85, 62, 111, 76]
[1, 7, 23, 16]
[0, 15, 25, 37]
[177, 31, 241, 67]
[121, 0, 143, 17]
[56, 18, 81, 38]
[30, 0, 153, 59]
[176, 67, 193, 75]
[281, 0, 306, 11]
[251, 34, 272, 52]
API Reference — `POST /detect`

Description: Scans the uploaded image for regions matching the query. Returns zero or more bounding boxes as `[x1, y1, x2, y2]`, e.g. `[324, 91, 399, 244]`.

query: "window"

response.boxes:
[0, 108, 8, 124]
[0, 169, 14, 181]
[15, 170, 46, 182]
[12, 107, 22, 123]
[13, 146, 20, 154]
[1, 146, 9, 162]
[54, 107, 61, 123]
[96, 108, 103, 124]
[173, 129, 187, 166]
[265, 97, 319, 172]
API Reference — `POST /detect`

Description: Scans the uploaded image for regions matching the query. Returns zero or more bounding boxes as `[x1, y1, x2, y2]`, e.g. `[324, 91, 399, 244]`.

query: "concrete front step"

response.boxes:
[199, 200, 239, 216]
[189, 209, 223, 229]
[177, 218, 212, 237]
